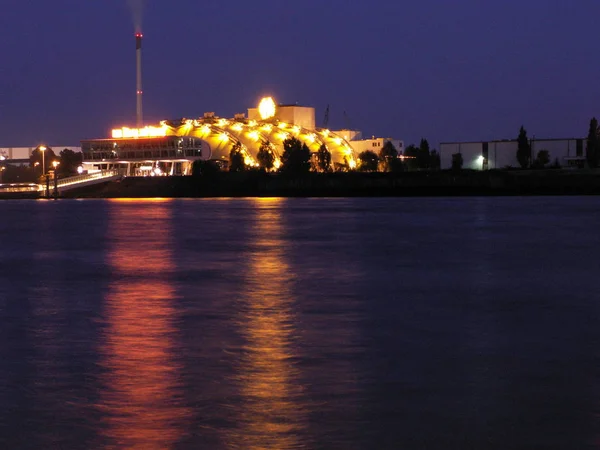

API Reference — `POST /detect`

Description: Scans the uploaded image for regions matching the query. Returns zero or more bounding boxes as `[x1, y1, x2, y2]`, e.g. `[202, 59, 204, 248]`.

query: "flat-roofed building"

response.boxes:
[440, 138, 585, 170]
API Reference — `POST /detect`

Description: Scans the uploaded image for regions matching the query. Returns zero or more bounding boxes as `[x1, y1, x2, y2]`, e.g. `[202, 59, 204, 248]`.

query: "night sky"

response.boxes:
[1, 0, 599, 149]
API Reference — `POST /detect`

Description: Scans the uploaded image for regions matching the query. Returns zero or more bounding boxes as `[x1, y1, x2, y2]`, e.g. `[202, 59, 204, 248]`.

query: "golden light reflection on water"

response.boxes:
[230, 198, 307, 450]
[100, 201, 189, 449]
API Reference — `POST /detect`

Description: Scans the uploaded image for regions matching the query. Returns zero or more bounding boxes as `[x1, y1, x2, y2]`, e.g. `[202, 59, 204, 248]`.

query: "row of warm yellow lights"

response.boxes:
[209, 119, 355, 159]
[220, 120, 350, 149]
[111, 121, 354, 163]
[112, 125, 168, 139]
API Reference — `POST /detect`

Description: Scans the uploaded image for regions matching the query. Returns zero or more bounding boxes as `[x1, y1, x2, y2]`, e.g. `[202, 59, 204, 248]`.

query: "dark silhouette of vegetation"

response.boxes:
[379, 141, 398, 159]
[403, 144, 419, 170]
[358, 150, 379, 172]
[257, 141, 275, 172]
[430, 149, 441, 170]
[517, 126, 531, 169]
[378, 141, 398, 172]
[417, 139, 430, 169]
[229, 142, 246, 172]
[58, 149, 83, 176]
[30, 146, 58, 175]
[402, 140, 434, 170]
[586, 117, 599, 168]
[451, 153, 463, 170]
[0, 164, 38, 183]
[532, 149, 550, 168]
[315, 144, 332, 172]
[192, 159, 220, 178]
[280, 137, 311, 174]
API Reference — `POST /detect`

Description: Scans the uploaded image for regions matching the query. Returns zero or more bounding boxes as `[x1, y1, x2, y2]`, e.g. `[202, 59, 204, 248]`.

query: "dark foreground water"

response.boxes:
[0, 197, 599, 449]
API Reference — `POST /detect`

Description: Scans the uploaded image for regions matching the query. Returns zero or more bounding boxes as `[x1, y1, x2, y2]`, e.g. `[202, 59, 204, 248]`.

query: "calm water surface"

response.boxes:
[0, 197, 599, 449]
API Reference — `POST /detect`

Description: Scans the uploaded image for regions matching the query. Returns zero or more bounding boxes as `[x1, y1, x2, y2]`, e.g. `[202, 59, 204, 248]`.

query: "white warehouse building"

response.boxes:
[440, 138, 585, 170]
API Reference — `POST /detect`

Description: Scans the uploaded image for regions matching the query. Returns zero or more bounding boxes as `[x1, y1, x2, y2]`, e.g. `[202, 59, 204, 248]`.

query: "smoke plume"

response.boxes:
[127, 0, 144, 33]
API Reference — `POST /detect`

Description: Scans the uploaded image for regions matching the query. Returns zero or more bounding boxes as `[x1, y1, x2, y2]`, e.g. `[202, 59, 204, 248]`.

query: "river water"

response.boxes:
[0, 197, 599, 449]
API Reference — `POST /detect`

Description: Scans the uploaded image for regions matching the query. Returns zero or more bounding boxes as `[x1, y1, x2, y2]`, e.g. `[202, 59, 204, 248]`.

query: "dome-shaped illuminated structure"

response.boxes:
[162, 115, 356, 170]
[82, 98, 358, 175]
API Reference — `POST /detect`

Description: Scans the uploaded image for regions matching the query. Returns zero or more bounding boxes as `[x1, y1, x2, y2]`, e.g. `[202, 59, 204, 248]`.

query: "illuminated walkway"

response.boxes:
[0, 169, 122, 197]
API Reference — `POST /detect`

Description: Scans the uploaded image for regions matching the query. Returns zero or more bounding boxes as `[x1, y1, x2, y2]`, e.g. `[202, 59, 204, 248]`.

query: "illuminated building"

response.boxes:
[81, 97, 407, 175]
[348, 135, 405, 156]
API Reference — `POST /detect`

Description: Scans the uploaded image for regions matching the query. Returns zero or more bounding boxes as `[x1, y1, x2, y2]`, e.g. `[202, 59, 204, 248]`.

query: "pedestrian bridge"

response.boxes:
[0, 169, 122, 197]
[51, 169, 123, 193]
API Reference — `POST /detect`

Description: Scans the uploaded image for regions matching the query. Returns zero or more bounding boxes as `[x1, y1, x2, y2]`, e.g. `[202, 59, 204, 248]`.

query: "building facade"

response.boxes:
[440, 138, 585, 170]
[82, 98, 406, 175]
[349, 137, 405, 156]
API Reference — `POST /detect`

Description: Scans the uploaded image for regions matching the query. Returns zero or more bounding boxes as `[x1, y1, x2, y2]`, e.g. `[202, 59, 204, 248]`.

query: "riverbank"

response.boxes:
[57, 169, 600, 198]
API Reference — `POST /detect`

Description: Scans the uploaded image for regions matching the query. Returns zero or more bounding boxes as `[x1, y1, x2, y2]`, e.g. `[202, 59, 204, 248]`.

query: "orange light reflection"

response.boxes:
[230, 198, 307, 449]
[100, 202, 189, 449]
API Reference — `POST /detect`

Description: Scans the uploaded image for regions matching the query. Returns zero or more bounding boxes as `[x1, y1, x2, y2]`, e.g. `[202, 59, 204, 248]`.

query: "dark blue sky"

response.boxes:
[1, 0, 598, 148]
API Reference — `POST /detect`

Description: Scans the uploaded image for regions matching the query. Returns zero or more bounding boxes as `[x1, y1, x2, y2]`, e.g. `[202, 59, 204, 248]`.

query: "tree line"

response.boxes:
[356, 138, 440, 173]
[515, 119, 600, 169]
[197, 137, 440, 176]
[0, 147, 83, 183]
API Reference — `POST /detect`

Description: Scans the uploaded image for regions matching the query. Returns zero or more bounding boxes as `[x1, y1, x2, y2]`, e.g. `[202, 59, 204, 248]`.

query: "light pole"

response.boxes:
[39, 145, 47, 176]
[0, 155, 5, 184]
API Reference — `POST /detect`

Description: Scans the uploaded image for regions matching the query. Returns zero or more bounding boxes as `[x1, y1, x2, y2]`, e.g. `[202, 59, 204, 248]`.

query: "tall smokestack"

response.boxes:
[136, 33, 143, 128]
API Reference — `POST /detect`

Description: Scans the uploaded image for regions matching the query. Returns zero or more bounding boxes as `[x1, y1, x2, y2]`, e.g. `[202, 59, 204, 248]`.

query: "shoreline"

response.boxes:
[3, 169, 600, 199]
[65, 170, 600, 198]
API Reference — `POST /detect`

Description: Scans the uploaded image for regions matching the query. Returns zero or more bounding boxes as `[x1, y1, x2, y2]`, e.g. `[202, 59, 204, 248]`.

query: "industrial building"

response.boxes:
[439, 138, 585, 170]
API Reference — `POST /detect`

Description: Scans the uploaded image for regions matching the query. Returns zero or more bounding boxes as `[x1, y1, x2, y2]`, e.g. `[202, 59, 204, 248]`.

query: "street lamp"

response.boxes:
[39, 145, 47, 175]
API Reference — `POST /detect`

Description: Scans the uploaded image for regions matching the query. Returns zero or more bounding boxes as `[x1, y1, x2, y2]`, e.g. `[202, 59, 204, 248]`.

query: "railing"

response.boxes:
[0, 170, 123, 196]
[56, 169, 123, 188]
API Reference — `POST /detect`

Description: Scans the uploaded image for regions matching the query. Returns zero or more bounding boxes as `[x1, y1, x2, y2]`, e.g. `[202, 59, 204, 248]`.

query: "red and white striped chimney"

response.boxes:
[136, 33, 143, 128]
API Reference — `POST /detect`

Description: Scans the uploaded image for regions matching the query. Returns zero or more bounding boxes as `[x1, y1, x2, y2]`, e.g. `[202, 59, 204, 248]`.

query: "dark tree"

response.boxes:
[379, 141, 398, 159]
[30, 146, 57, 175]
[586, 117, 599, 168]
[257, 141, 275, 172]
[229, 142, 246, 172]
[316, 144, 332, 172]
[429, 149, 441, 170]
[534, 149, 550, 168]
[516, 126, 531, 169]
[402, 144, 419, 171]
[451, 153, 463, 170]
[280, 137, 311, 174]
[192, 159, 220, 178]
[378, 141, 398, 172]
[358, 150, 379, 172]
[58, 149, 83, 176]
[417, 138, 430, 169]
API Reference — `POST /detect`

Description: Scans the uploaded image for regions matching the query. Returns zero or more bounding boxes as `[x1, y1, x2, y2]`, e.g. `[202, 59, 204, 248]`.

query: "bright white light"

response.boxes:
[77, 166, 84, 174]
[258, 97, 277, 120]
